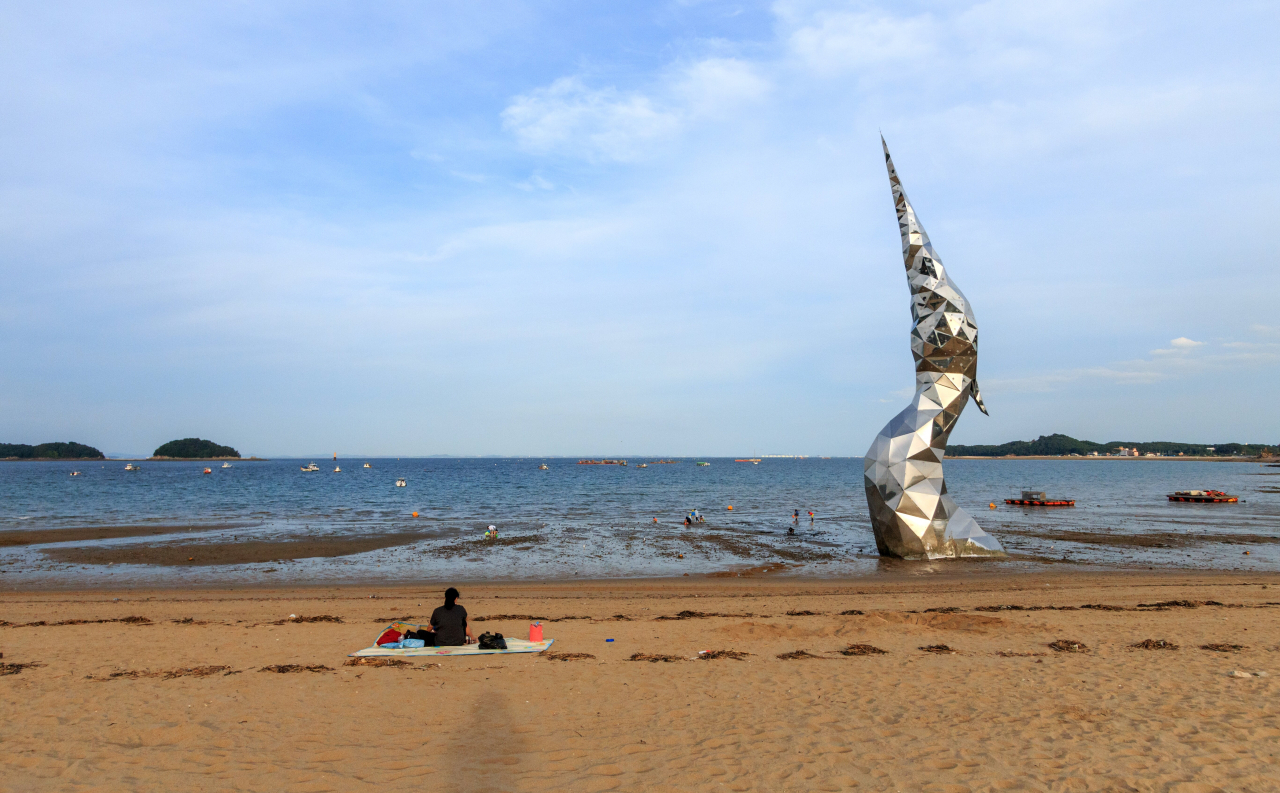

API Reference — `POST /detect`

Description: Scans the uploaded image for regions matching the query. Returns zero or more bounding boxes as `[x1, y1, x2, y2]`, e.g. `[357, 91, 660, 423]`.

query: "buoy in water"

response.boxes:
[727, 505, 733, 510]
[412, 511, 418, 518]
[989, 503, 996, 509]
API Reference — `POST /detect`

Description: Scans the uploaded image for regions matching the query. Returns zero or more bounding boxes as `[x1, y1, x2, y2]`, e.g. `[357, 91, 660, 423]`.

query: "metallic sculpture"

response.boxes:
[863, 139, 1005, 559]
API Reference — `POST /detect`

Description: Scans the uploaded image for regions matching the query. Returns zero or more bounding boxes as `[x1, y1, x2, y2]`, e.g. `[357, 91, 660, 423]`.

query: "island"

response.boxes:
[948, 433, 1275, 459]
[151, 438, 241, 459]
[0, 441, 105, 460]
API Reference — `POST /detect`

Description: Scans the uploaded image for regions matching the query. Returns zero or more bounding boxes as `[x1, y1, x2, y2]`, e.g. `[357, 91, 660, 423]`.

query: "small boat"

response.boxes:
[70, 471, 81, 476]
[222, 462, 233, 468]
[696, 462, 710, 466]
[1168, 490, 1238, 503]
[301, 462, 320, 472]
[363, 463, 371, 469]
[395, 478, 407, 487]
[1005, 490, 1074, 507]
[124, 463, 139, 471]
[203, 468, 212, 474]
[538, 464, 549, 470]
[637, 463, 647, 468]
[334, 466, 342, 472]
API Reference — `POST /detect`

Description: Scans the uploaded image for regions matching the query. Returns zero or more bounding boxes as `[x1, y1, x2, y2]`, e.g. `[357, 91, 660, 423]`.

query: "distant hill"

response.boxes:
[152, 438, 241, 459]
[947, 434, 1275, 457]
[0, 441, 105, 460]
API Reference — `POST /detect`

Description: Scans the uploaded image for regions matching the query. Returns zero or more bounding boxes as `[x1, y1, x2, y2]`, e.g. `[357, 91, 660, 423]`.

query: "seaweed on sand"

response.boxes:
[919, 644, 958, 654]
[777, 650, 825, 660]
[629, 653, 684, 663]
[1048, 640, 1089, 653]
[837, 644, 887, 656]
[699, 650, 750, 660]
[344, 658, 411, 668]
[1200, 643, 1246, 653]
[1131, 639, 1179, 650]
[259, 664, 333, 673]
[544, 652, 596, 661]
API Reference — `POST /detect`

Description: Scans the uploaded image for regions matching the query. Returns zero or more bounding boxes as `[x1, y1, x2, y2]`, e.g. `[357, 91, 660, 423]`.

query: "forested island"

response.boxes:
[948, 434, 1274, 458]
[0, 441, 105, 460]
[152, 438, 241, 459]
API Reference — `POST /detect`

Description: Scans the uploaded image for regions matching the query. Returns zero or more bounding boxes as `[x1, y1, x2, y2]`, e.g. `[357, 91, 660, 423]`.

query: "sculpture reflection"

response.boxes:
[863, 140, 1006, 559]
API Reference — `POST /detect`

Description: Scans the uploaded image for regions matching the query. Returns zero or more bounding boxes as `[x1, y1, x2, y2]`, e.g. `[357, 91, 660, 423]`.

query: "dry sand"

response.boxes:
[3, 570, 1279, 791]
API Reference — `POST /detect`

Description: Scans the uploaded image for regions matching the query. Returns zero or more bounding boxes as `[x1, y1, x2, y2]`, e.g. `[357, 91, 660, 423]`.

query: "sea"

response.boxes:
[2, 457, 1278, 588]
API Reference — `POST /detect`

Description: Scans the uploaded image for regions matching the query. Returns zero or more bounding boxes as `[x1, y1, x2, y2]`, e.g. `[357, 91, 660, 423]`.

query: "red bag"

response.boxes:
[376, 628, 403, 646]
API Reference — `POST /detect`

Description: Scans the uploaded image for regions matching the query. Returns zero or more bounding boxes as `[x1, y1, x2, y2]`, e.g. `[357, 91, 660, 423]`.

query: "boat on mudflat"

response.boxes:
[1168, 490, 1238, 503]
[1005, 489, 1074, 507]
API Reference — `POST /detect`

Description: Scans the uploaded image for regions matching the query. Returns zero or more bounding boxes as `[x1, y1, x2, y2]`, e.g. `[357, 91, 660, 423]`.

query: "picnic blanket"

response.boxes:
[351, 622, 554, 657]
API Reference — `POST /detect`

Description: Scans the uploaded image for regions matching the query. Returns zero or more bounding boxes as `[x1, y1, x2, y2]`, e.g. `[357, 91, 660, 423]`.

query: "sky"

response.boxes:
[1, 0, 1278, 457]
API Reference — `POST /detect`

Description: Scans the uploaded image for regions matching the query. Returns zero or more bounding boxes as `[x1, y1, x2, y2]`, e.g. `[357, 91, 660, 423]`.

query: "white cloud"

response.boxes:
[1151, 336, 1205, 355]
[781, 6, 937, 75]
[988, 336, 1278, 393]
[673, 57, 771, 115]
[500, 77, 681, 162]
[501, 58, 768, 162]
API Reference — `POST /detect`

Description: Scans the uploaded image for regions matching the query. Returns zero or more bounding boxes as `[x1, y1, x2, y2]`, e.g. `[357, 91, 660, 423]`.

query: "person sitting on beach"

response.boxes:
[431, 587, 475, 646]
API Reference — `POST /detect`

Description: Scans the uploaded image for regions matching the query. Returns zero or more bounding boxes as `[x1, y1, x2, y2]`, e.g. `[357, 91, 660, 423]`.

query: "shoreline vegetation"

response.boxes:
[0, 441, 104, 460]
[948, 433, 1275, 459]
[152, 437, 240, 459]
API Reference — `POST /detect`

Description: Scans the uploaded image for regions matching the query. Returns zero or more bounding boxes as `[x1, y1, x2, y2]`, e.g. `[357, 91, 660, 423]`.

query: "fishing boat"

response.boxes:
[636, 463, 647, 468]
[395, 478, 407, 487]
[70, 471, 81, 476]
[696, 462, 710, 466]
[221, 462, 233, 468]
[301, 462, 320, 472]
[334, 466, 342, 473]
[538, 464, 549, 470]
[1004, 490, 1074, 506]
[1168, 490, 1238, 503]
[124, 463, 139, 471]
[363, 463, 372, 469]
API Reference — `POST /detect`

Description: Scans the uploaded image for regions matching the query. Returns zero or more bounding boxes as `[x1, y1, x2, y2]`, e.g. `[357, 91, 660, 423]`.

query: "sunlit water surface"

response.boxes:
[2, 457, 1278, 587]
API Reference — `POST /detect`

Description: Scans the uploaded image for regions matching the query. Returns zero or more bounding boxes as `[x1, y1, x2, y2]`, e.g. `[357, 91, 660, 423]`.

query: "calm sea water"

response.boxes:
[2, 457, 1278, 587]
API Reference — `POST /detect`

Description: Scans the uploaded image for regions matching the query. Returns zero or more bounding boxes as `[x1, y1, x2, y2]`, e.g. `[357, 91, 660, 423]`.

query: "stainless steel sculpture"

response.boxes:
[863, 139, 1005, 559]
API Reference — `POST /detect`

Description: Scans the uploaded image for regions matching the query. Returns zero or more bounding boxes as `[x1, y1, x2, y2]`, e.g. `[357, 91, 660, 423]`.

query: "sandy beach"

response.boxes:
[3, 570, 1278, 791]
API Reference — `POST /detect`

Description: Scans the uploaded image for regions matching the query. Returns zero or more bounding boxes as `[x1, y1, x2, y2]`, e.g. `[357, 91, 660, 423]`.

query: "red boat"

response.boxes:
[1168, 490, 1237, 503]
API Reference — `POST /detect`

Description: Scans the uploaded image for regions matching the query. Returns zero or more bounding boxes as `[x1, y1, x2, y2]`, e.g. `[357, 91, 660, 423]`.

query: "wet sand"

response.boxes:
[41, 532, 434, 566]
[3, 570, 1279, 791]
[0, 524, 255, 548]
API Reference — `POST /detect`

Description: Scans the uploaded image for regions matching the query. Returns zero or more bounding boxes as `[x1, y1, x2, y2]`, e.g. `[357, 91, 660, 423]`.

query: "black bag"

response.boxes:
[406, 628, 435, 646]
[478, 632, 507, 650]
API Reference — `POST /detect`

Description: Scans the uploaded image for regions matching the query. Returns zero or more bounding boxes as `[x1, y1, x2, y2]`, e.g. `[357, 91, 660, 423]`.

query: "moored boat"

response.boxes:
[301, 462, 320, 472]
[1005, 490, 1074, 507]
[203, 468, 212, 474]
[124, 463, 139, 471]
[1168, 490, 1237, 503]
[395, 478, 407, 487]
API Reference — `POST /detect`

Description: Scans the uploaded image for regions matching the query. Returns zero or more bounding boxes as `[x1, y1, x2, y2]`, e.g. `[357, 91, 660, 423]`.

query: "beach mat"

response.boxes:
[351, 622, 553, 657]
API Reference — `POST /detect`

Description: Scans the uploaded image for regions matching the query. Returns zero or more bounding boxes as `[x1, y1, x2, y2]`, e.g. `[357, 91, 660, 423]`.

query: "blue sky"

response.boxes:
[1, 0, 1278, 457]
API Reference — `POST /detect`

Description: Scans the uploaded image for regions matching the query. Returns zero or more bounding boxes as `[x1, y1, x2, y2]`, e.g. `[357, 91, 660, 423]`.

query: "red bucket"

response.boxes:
[529, 622, 543, 642]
